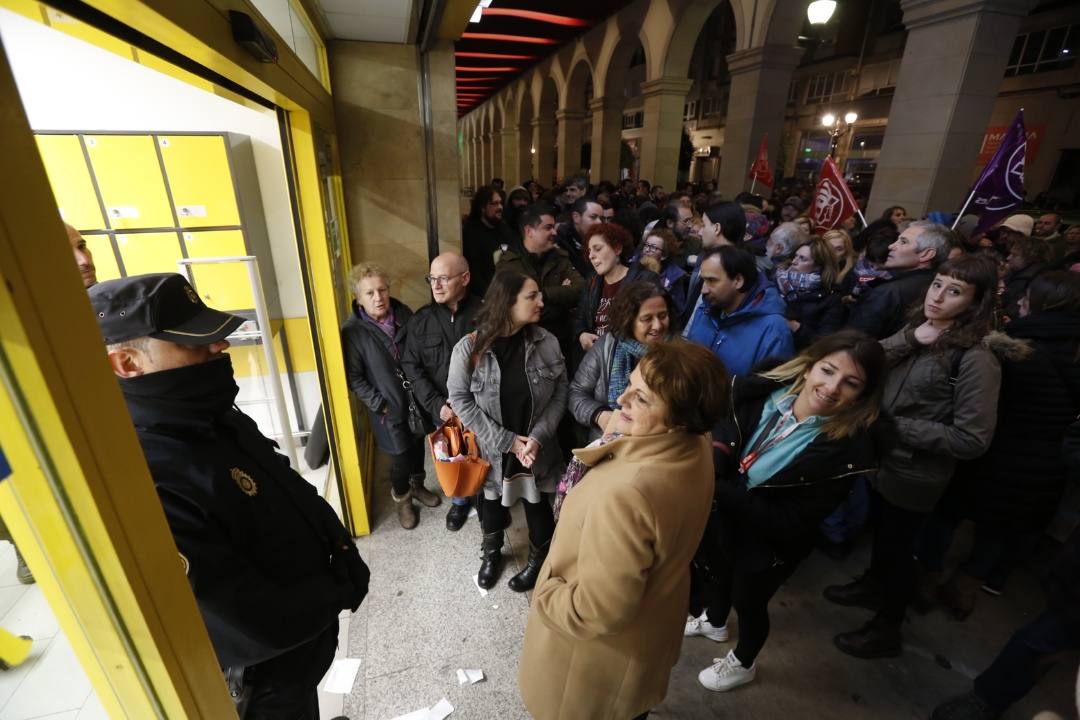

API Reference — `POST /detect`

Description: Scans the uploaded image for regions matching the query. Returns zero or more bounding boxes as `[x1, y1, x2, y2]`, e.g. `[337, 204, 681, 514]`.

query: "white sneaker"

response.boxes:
[698, 649, 756, 692]
[683, 614, 729, 642]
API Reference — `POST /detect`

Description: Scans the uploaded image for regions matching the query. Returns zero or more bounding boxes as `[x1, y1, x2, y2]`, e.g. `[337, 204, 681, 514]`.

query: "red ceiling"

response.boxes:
[455, 0, 634, 117]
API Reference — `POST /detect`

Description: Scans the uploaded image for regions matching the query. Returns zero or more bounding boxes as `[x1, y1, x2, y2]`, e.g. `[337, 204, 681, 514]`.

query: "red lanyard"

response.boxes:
[738, 407, 804, 475]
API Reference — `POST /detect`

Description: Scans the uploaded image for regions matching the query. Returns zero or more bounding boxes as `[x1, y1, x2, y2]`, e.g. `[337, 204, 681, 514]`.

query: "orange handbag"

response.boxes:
[427, 416, 490, 498]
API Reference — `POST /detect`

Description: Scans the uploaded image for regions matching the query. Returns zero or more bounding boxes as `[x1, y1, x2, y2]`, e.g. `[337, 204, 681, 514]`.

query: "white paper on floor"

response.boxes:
[472, 574, 488, 596]
[388, 697, 454, 720]
[323, 657, 362, 693]
[456, 668, 485, 685]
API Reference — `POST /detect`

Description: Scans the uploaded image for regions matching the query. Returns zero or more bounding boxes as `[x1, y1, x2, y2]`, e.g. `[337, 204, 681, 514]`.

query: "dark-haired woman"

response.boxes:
[1002, 233, 1050, 322]
[882, 205, 908, 228]
[917, 271, 1080, 617]
[519, 341, 730, 720]
[776, 236, 846, 349]
[692, 331, 887, 692]
[570, 281, 676, 442]
[447, 271, 568, 591]
[829, 255, 1005, 658]
[572, 223, 660, 355]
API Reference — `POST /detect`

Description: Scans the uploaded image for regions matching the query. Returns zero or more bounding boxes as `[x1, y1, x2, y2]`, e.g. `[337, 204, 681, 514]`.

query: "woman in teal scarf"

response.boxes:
[569, 281, 676, 441]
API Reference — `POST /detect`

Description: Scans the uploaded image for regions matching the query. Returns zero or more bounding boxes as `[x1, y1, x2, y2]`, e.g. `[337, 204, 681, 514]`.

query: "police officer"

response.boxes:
[89, 273, 367, 719]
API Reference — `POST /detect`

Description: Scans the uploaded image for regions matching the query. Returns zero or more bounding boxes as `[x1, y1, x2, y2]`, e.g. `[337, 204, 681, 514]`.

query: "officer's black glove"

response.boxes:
[331, 539, 369, 612]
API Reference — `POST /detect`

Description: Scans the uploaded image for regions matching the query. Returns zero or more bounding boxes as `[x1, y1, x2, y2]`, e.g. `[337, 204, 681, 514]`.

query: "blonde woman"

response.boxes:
[823, 229, 856, 283]
[775, 236, 846, 349]
[341, 264, 440, 529]
[692, 330, 886, 692]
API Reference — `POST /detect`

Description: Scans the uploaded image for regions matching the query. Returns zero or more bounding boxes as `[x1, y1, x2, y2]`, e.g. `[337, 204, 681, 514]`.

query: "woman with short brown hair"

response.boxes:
[519, 341, 728, 720]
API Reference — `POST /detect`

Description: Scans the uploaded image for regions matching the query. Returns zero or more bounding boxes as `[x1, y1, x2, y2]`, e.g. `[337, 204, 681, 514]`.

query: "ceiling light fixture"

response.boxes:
[469, 4, 482, 23]
[456, 66, 519, 72]
[455, 51, 536, 60]
[461, 32, 559, 45]
[807, 0, 837, 25]
[479, 8, 590, 27]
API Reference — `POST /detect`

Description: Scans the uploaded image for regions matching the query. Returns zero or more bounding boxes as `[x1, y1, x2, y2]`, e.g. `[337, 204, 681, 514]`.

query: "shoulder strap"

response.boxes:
[948, 349, 964, 386]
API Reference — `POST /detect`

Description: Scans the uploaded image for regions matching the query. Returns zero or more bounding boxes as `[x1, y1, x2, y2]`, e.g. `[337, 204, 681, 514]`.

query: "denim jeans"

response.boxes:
[974, 608, 1079, 712]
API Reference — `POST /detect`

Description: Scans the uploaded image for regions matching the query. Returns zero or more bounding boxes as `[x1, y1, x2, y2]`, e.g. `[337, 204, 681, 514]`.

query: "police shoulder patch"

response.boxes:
[230, 467, 258, 496]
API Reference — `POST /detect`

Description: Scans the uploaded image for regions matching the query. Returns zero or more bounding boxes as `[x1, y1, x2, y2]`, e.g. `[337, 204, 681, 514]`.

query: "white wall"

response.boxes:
[0, 6, 306, 318]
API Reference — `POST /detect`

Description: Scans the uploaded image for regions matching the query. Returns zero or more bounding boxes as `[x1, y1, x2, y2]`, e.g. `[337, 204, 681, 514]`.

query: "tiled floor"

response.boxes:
[0, 544, 107, 720]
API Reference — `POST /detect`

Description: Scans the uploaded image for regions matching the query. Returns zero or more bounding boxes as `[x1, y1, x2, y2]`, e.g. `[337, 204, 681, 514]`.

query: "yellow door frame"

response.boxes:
[0, 0, 373, 714]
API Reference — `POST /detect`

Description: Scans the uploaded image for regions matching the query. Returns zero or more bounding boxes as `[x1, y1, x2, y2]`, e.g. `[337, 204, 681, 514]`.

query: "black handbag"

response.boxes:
[397, 370, 429, 437]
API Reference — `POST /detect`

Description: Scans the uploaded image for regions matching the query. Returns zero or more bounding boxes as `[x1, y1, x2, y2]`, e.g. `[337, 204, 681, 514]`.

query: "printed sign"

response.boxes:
[978, 123, 1044, 166]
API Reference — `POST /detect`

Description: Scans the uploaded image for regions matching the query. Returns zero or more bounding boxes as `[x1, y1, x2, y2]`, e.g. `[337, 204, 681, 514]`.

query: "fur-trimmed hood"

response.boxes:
[982, 330, 1033, 363]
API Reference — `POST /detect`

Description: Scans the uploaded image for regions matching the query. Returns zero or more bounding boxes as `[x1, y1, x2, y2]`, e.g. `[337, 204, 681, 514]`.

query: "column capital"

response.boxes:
[530, 116, 555, 128]
[725, 45, 804, 76]
[555, 109, 587, 122]
[899, 0, 1037, 30]
[640, 77, 694, 99]
[500, 127, 516, 138]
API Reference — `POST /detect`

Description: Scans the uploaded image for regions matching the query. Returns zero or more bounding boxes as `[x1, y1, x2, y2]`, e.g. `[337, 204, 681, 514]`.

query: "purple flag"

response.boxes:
[968, 110, 1026, 234]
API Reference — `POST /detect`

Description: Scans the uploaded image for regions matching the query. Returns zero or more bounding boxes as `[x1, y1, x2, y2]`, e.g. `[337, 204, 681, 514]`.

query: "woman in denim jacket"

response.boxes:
[448, 270, 569, 592]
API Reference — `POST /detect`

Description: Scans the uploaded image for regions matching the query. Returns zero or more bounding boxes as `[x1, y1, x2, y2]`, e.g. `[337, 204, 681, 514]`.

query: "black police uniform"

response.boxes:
[121, 357, 368, 715]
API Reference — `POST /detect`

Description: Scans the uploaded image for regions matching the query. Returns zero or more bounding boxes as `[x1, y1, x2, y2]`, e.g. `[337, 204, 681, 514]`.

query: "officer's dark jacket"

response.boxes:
[120, 358, 364, 685]
[847, 267, 934, 340]
[401, 293, 482, 425]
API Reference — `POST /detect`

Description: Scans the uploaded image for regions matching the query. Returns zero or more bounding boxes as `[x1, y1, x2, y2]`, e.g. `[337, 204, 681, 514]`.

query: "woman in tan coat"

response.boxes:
[519, 341, 729, 720]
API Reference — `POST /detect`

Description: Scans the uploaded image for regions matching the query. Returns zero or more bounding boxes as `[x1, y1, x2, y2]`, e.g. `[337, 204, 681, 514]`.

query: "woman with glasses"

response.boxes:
[342, 264, 441, 529]
[637, 227, 690, 319]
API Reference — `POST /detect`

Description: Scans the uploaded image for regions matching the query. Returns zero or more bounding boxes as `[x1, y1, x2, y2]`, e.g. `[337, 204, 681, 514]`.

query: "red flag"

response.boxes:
[747, 134, 773, 189]
[810, 156, 859, 233]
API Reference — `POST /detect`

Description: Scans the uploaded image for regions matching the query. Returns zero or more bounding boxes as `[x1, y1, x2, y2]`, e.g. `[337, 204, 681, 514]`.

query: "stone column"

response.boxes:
[638, 77, 693, 191]
[868, 0, 1036, 218]
[500, 127, 519, 186]
[590, 96, 624, 184]
[532, 117, 556, 186]
[556, 109, 586, 180]
[480, 132, 492, 186]
[515, 124, 533, 183]
[717, 45, 803, 198]
[491, 129, 503, 183]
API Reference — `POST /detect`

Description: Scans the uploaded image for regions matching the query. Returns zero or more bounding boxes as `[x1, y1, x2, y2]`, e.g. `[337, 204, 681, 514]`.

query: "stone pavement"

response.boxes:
[338, 455, 1078, 719]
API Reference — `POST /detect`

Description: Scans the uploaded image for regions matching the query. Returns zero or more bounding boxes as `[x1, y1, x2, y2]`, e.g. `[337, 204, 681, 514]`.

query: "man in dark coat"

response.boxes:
[402, 251, 482, 530]
[847, 221, 952, 339]
[463, 185, 516, 296]
[90, 273, 368, 719]
[555, 195, 605, 278]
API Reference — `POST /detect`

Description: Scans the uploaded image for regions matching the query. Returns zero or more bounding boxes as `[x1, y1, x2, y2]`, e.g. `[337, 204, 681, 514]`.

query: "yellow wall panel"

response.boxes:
[34, 135, 105, 231]
[84, 234, 120, 281]
[135, 51, 216, 94]
[159, 135, 241, 228]
[85, 135, 173, 229]
[116, 232, 182, 276]
[183, 230, 253, 311]
[3, 0, 43, 22]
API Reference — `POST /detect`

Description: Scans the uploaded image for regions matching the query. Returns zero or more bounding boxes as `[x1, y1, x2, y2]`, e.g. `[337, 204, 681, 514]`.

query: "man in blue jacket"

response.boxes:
[685, 246, 794, 376]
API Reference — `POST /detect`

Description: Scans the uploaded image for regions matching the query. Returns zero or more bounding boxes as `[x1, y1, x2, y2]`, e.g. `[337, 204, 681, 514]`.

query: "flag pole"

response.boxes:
[856, 209, 868, 229]
[951, 189, 977, 230]
[749, 176, 756, 195]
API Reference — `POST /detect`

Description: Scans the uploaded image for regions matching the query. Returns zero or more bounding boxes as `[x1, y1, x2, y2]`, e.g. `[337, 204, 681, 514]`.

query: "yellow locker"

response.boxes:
[84, 234, 120, 282]
[85, 135, 174, 230]
[116, 232, 183, 277]
[159, 136, 241, 229]
[183, 230, 254, 311]
[34, 135, 105, 230]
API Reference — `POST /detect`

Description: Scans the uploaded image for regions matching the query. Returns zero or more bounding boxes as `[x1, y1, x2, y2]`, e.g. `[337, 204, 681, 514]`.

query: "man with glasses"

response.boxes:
[402, 252, 482, 530]
[556, 195, 605, 277]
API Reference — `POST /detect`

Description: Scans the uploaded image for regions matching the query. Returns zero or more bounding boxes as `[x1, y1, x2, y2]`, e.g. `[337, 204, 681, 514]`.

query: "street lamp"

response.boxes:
[807, 0, 837, 25]
[822, 111, 858, 158]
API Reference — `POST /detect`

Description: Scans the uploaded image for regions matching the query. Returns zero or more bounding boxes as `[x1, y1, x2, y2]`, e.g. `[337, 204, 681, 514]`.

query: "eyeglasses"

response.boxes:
[642, 244, 665, 255]
[425, 272, 466, 286]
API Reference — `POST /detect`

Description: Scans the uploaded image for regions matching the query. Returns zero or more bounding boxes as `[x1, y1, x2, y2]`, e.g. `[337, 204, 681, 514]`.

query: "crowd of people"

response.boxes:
[52, 167, 1080, 720]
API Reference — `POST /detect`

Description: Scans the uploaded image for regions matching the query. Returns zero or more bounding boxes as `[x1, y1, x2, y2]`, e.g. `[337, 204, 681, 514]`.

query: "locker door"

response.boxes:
[34, 135, 105, 231]
[85, 135, 174, 230]
[183, 230, 254, 311]
[158, 136, 241, 229]
[84, 234, 121, 282]
[115, 232, 183, 277]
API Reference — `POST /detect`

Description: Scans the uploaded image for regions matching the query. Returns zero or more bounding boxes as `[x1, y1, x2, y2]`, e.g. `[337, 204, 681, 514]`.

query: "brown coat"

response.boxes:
[518, 431, 714, 720]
